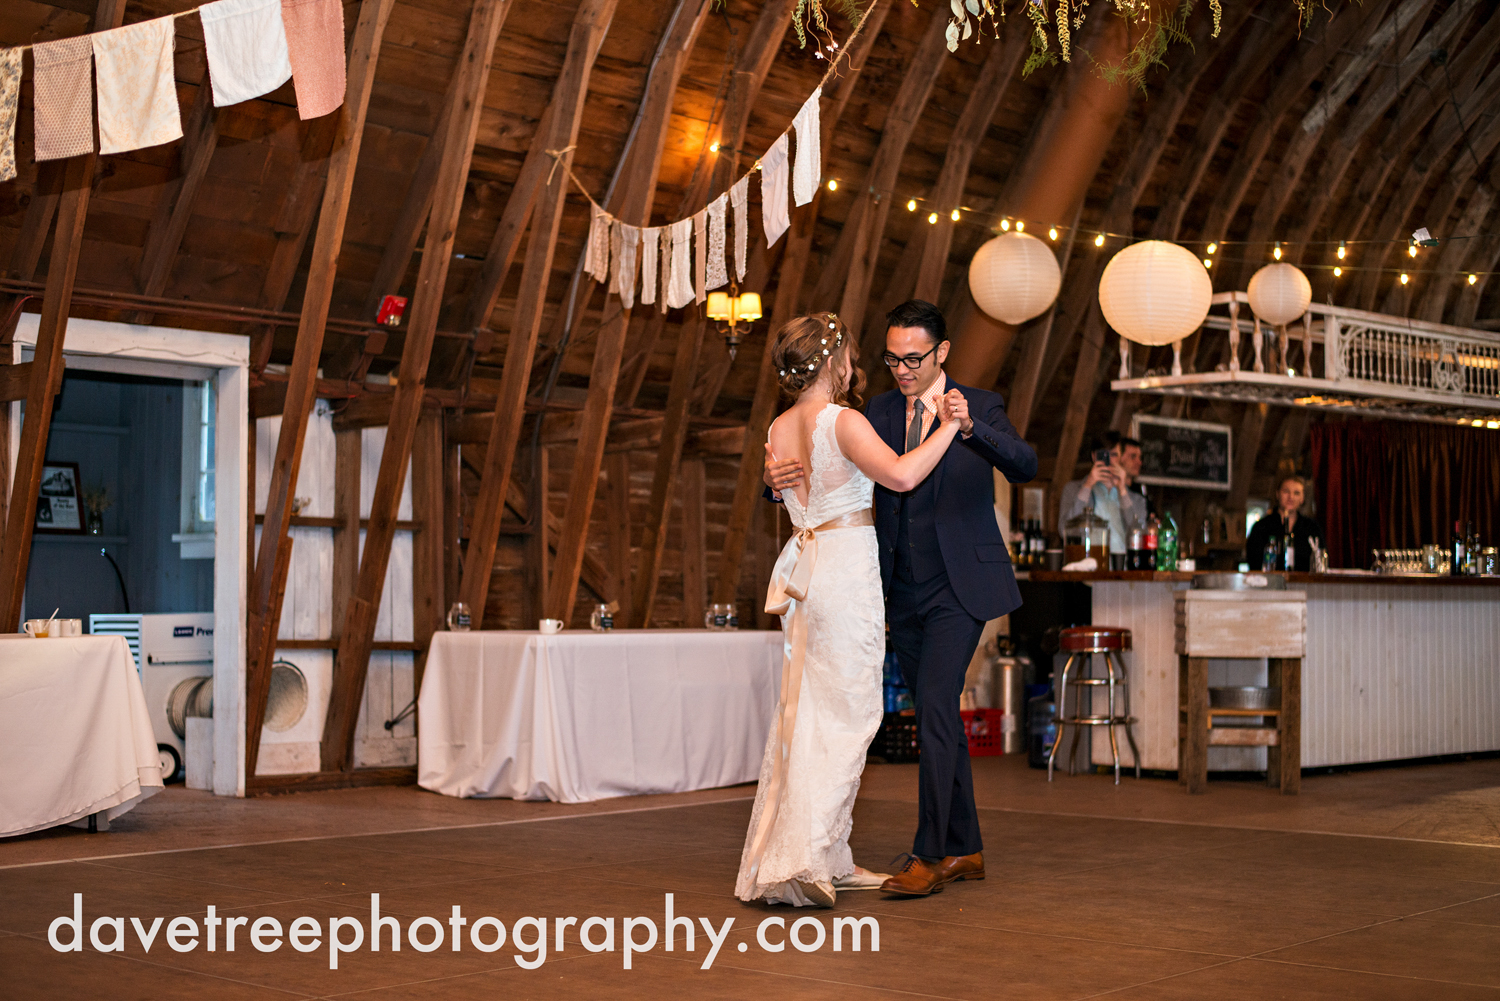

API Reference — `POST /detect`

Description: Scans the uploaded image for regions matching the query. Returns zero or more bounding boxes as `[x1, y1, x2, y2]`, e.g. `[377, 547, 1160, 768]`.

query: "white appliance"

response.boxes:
[90, 613, 214, 783]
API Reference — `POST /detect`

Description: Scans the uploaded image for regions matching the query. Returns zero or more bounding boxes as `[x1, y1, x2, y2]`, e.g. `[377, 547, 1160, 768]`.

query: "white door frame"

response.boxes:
[15, 314, 250, 796]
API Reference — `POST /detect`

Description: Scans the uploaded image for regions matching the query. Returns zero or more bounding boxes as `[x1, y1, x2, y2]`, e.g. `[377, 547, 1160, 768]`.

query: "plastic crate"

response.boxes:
[874, 710, 919, 763]
[962, 708, 1006, 756]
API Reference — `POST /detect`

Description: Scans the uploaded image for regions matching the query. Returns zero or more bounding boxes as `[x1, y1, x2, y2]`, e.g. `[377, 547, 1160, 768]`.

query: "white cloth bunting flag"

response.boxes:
[92, 17, 182, 156]
[667, 218, 694, 309]
[660, 226, 672, 310]
[584, 204, 611, 284]
[616, 224, 640, 309]
[730, 175, 750, 282]
[200, 0, 293, 108]
[706, 193, 729, 292]
[792, 87, 822, 207]
[640, 227, 660, 306]
[609, 222, 623, 296]
[693, 209, 708, 304]
[761, 133, 791, 247]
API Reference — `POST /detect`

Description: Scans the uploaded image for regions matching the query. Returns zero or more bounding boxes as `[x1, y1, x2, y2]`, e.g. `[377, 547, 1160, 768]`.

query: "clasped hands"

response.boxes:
[763, 390, 971, 495]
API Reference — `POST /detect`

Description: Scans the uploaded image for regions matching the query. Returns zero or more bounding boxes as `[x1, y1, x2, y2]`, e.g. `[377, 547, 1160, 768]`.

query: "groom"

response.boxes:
[766, 299, 1036, 896]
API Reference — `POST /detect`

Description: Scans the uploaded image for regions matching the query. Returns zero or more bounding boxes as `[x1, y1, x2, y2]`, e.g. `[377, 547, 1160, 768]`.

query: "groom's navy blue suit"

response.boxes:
[868, 379, 1036, 860]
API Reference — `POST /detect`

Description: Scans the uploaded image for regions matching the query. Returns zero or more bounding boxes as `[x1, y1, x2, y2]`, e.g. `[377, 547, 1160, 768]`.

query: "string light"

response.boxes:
[927, 212, 938, 225]
[1333, 266, 1342, 277]
[906, 198, 917, 212]
[1400, 273, 1410, 285]
[1273, 242, 1282, 261]
[1048, 226, 1058, 241]
[1203, 258, 1212, 268]
[1094, 233, 1105, 247]
[1337, 242, 1346, 260]
[1408, 243, 1418, 258]
[1000, 219, 1010, 231]
[826, 179, 838, 192]
[709, 141, 719, 153]
[1469, 273, 1478, 285]
[1015, 221, 1025, 232]
[1206, 242, 1217, 255]
[950, 208, 961, 222]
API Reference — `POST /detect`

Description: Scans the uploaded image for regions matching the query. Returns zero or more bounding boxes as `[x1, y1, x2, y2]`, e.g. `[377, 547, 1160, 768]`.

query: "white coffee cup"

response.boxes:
[58, 619, 83, 637]
[23, 619, 53, 638]
[538, 618, 564, 635]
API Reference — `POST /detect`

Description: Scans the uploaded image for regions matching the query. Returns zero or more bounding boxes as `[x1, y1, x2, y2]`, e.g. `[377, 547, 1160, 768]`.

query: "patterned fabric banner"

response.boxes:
[281, 0, 345, 120]
[33, 36, 94, 162]
[0, 48, 20, 183]
[93, 18, 182, 156]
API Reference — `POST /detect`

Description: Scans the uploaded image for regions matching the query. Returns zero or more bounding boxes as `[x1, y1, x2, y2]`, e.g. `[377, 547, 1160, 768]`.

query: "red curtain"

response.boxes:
[1311, 419, 1500, 569]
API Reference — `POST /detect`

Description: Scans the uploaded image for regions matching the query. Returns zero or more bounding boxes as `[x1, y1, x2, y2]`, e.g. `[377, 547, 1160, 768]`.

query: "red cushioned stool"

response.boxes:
[1048, 626, 1141, 784]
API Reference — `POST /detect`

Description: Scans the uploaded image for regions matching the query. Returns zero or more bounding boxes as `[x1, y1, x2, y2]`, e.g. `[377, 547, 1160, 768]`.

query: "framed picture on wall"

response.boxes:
[35, 462, 84, 534]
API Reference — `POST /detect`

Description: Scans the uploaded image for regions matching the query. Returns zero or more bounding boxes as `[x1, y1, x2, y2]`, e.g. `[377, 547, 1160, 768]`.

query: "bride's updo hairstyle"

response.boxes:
[772, 311, 865, 408]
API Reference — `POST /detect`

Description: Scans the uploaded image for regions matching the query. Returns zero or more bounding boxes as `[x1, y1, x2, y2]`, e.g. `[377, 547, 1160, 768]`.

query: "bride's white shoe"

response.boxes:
[795, 879, 837, 907]
[833, 866, 892, 890]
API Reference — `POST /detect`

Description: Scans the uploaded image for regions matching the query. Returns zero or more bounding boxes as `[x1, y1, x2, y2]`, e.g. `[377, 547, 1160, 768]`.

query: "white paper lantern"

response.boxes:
[1097, 240, 1213, 346]
[1247, 262, 1312, 325]
[967, 231, 1062, 325]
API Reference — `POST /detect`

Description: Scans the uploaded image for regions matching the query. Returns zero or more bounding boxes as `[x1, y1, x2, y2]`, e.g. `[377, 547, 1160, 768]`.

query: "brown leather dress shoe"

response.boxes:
[880, 855, 947, 896]
[935, 852, 985, 884]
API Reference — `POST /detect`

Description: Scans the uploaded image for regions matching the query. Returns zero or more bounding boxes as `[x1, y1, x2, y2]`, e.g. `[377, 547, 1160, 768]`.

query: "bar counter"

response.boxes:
[1019, 570, 1500, 772]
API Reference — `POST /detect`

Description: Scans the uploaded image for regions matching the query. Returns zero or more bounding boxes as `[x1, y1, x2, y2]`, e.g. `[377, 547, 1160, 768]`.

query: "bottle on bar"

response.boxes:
[1156, 512, 1179, 571]
[1452, 520, 1466, 576]
[1127, 526, 1146, 571]
[1467, 521, 1481, 575]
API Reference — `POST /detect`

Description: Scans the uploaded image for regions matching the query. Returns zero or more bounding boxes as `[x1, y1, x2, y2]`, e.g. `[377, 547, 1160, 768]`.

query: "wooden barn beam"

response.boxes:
[628, 0, 795, 626]
[911, 31, 1027, 302]
[324, 0, 513, 773]
[546, 0, 712, 619]
[137, 69, 219, 307]
[458, 0, 620, 628]
[838, 7, 949, 354]
[943, 13, 1132, 390]
[604, 452, 632, 621]
[411, 413, 446, 692]
[6, 163, 64, 281]
[245, 0, 398, 781]
[0, 0, 128, 631]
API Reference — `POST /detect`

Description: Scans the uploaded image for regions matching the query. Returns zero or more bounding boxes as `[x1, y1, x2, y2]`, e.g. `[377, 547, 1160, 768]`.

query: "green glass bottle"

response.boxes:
[1155, 511, 1179, 571]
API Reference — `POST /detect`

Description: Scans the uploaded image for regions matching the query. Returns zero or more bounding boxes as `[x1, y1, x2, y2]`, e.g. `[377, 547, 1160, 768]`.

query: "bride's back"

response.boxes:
[768, 401, 868, 526]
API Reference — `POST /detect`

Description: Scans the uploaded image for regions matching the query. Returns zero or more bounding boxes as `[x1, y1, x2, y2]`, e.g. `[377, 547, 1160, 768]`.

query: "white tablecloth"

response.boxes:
[0, 635, 163, 837]
[418, 629, 783, 803]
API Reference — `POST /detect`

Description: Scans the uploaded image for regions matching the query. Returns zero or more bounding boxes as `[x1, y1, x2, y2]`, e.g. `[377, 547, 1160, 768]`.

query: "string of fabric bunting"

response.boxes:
[0, 0, 348, 184]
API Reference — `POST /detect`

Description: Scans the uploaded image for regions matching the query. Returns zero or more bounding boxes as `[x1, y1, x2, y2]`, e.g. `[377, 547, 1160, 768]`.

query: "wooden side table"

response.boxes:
[1175, 589, 1305, 795]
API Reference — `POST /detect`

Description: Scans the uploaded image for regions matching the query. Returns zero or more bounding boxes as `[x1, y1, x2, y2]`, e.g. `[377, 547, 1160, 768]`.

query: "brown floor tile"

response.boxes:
[1104, 957, 1500, 999]
[1261, 913, 1500, 987]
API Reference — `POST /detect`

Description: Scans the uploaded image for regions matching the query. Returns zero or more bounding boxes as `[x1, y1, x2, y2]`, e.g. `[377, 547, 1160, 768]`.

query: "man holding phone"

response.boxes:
[1058, 434, 1147, 566]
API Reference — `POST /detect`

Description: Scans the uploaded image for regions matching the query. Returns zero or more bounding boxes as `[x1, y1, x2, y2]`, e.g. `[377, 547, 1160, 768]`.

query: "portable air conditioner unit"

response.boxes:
[92, 613, 214, 783]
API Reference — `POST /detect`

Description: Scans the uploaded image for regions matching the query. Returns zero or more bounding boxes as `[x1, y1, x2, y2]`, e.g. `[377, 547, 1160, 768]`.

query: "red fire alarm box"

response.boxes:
[376, 294, 407, 326]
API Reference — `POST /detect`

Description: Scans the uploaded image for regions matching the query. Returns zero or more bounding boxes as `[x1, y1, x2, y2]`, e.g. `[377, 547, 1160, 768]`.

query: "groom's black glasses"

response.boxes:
[881, 343, 941, 370]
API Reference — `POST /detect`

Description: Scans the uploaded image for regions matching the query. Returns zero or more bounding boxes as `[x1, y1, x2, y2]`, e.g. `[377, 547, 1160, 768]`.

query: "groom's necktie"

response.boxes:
[904, 399, 925, 453]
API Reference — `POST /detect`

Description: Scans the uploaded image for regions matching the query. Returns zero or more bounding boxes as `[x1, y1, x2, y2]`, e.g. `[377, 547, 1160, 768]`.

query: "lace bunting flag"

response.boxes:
[0, 48, 19, 183]
[667, 218, 695, 310]
[730, 175, 750, 282]
[93, 18, 183, 155]
[33, 36, 94, 162]
[200, 0, 293, 108]
[706, 193, 729, 291]
[609, 221, 623, 295]
[640, 227, 660, 306]
[761, 133, 791, 246]
[693, 209, 708, 304]
[616, 224, 640, 309]
[791, 87, 822, 207]
[584, 204, 611, 283]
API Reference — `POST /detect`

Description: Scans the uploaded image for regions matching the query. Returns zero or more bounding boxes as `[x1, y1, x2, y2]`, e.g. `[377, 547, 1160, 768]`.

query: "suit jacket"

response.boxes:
[868, 379, 1037, 622]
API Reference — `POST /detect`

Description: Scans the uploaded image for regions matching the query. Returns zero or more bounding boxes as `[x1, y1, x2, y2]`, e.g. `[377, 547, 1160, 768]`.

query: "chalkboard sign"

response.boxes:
[1129, 415, 1232, 491]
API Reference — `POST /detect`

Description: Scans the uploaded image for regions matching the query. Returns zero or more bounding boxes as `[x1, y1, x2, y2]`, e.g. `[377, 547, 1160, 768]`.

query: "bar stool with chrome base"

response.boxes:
[1048, 626, 1141, 784]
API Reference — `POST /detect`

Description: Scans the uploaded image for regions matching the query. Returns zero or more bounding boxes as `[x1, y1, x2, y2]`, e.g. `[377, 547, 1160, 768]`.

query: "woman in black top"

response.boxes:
[1246, 475, 1323, 571]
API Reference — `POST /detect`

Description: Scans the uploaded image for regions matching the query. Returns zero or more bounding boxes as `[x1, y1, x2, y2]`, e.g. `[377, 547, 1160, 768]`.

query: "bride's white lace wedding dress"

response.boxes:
[735, 403, 884, 904]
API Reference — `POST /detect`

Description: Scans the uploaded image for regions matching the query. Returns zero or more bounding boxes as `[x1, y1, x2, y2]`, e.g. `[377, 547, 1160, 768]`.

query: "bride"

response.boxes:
[735, 312, 959, 908]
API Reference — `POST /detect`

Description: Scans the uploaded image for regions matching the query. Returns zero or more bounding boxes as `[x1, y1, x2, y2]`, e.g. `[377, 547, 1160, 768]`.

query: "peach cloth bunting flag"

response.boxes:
[693, 209, 707, 304]
[281, 0, 346, 120]
[201, 0, 293, 108]
[92, 18, 183, 156]
[0, 48, 19, 183]
[32, 36, 95, 162]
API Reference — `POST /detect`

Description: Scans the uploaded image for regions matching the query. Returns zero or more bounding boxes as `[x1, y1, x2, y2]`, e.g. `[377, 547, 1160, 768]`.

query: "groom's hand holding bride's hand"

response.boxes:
[940, 389, 974, 434]
[764, 443, 804, 499]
